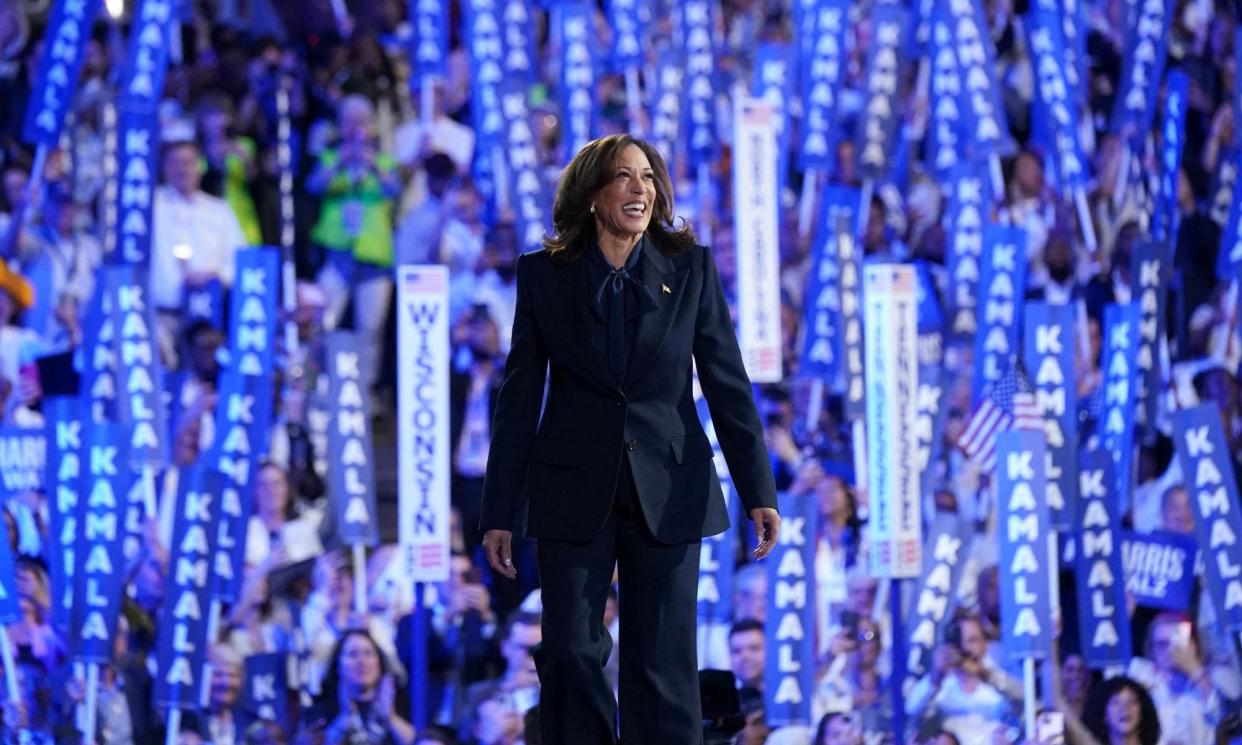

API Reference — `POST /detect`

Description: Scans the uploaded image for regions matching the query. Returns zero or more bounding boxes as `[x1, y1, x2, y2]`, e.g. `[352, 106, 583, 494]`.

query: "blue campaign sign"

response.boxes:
[0, 510, 19, 624]
[1051, 0, 1089, 105]
[239, 653, 291, 732]
[81, 268, 119, 423]
[798, 0, 848, 170]
[915, 364, 948, 505]
[751, 43, 796, 187]
[183, 278, 226, 330]
[43, 397, 80, 634]
[498, 82, 551, 253]
[926, 3, 967, 180]
[935, 0, 1015, 159]
[1131, 242, 1166, 438]
[1153, 70, 1188, 250]
[409, 0, 449, 80]
[1024, 303, 1079, 529]
[498, 0, 535, 80]
[113, 107, 159, 267]
[1024, 5, 1087, 189]
[698, 479, 736, 625]
[0, 427, 45, 498]
[117, 0, 175, 112]
[905, 512, 971, 680]
[207, 372, 275, 602]
[21, 0, 104, 146]
[1209, 145, 1238, 229]
[1172, 405, 1242, 630]
[996, 430, 1053, 661]
[72, 424, 132, 663]
[1219, 148, 1242, 278]
[972, 224, 1026, 405]
[1122, 530, 1197, 611]
[764, 490, 819, 727]
[1099, 304, 1140, 512]
[462, 0, 505, 202]
[681, 0, 719, 166]
[228, 248, 281, 376]
[559, 2, 598, 160]
[836, 210, 865, 421]
[326, 332, 379, 546]
[110, 265, 170, 467]
[798, 186, 859, 382]
[649, 49, 684, 166]
[606, 0, 644, 72]
[1110, 0, 1170, 150]
[855, 3, 908, 181]
[944, 164, 992, 340]
[154, 466, 224, 709]
[1075, 448, 1132, 668]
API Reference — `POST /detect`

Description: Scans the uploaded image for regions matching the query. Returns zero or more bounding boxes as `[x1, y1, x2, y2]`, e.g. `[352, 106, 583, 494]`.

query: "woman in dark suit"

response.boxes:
[478, 134, 781, 745]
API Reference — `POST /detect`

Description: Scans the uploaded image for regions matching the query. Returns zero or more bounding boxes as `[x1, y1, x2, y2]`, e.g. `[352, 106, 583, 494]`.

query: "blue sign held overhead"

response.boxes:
[0, 427, 45, 499]
[239, 653, 292, 732]
[183, 278, 226, 330]
[43, 397, 81, 634]
[905, 512, 971, 680]
[1131, 242, 1166, 438]
[72, 424, 133, 663]
[559, 2, 598, 160]
[409, 0, 449, 80]
[1153, 70, 1188, 250]
[22, 0, 104, 146]
[1024, 303, 1079, 529]
[1075, 448, 1132, 668]
[798, 0, 849, 171]
[751, 43, 796, 188]
[1121, 530, 1197, 611]
[972, 224, 1026, 405]
[326, 332, 380, 546]
[607, 0, 645, 72]
[1171, 405, 1242, 630]
[1024, 5, 1088, 189]
[944, 165, 992, 340]
[498, 83, 551, 253]
[763, 490, 819, 727]
[681, 0, 719, 167]
[1099, 304, 1140, 513]
[207, 373, 275, 602]
[1109, 0, 1171, 150]
[698, 479, 736, 625]
[996, 430, 1053, 661]
[798, 186, 860, 383]
[649, 50, 684, 167]
[110, 265, 170, 468]
[855, 3, 908, 181]
[154, 466, 224, 708]
[926, 4, 966, 180]
[935, 0, 1015, 159]
[228, 248, 281, 376]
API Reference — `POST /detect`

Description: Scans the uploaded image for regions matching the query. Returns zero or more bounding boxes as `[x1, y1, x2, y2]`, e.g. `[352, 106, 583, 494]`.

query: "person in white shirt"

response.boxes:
[151, 140, 246, 365]
[22, 184, 100, 348]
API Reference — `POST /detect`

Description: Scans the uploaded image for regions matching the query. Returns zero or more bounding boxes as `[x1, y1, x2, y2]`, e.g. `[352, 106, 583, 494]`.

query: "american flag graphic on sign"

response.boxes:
[958, 364, 1043, 472]
[403, 268, 446, 293]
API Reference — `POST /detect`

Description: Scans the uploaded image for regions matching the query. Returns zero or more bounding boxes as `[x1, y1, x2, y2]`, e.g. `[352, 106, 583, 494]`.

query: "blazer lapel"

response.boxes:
[548, 255, 614, 387]
[625, 245, 689, 387]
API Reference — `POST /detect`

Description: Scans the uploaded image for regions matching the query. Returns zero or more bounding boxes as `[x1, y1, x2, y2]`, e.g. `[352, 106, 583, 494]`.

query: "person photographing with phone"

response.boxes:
[1123, 612, 1222, 743]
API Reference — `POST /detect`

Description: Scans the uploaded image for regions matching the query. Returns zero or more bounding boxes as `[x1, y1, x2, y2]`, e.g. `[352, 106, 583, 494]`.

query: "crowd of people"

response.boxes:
[0, 0, 1239, 742]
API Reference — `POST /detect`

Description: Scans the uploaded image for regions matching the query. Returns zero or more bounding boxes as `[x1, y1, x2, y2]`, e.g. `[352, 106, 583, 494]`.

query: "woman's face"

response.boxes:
[958, 619, 988, 662]
[255, 465, 289, 520]
[1061, 654, 1090, 700]
[340, 634, 382, 691]
[818, 475, 849, 519]
[592, 144, 655, 244]
[1105, 686, 1141, 736]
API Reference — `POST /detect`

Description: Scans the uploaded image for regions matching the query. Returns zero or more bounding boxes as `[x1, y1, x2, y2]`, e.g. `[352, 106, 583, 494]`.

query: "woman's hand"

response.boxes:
[483, 529, 517, 579]
[750, 508, 781, 560]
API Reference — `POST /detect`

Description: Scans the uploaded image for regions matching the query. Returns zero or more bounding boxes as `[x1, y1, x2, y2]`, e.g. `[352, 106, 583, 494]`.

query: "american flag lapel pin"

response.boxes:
[661, 283, 671, 294]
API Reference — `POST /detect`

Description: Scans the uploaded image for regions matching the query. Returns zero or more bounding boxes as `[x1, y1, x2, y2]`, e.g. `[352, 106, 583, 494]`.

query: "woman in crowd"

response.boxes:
[245, 461, 324, 569]
[301, 629, 416, 745]
[1079, 676, 1161, 745]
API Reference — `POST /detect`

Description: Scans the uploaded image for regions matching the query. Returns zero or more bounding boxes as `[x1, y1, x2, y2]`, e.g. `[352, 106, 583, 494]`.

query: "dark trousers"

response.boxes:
[535, 460, 704, 745]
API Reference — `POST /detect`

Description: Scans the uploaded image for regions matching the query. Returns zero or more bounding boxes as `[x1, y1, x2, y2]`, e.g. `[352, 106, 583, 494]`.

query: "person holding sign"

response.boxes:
[478, 134, 781, 745]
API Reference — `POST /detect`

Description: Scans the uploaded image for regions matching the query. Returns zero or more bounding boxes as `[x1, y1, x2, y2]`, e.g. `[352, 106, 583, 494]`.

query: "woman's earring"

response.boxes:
[590, 204, 595, 213]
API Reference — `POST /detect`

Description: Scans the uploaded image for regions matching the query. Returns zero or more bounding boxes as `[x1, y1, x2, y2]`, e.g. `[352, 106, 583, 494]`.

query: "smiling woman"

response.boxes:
[478, 133, 781, 745]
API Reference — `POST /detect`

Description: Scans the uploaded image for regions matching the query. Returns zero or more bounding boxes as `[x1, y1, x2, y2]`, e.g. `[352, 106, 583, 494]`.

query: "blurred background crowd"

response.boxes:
[0, 0, 1240, 743]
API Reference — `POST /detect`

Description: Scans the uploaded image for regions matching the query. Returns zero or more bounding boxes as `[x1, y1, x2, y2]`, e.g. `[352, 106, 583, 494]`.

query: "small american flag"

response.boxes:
[958, 365, 1043, 472]
[403, 267, 447, 293]
[419, 544, 445, 569]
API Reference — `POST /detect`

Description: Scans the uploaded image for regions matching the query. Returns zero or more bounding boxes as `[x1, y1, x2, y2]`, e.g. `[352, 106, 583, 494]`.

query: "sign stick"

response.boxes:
[1113, 146, 1131, 212]
[164, 708, 181, 745]
[142, 466, 157, 520]
[2, 144, 49, 259]
[889, 580, 906, 744]
[420, 79, 436, 129]
[697, 163, 713, 246]
[625, 68, 644, 137]
[410, 582, 429, 729]
[82, 662, 100, 745]
[805, 378, 824, 436]
[856, 179, 874, 242]
[352, 544, 368, 616]
[851, 419, 867, 521]
[493, 145, 511, 213]
[1073, 187, 1098, 253]
[1023, 657, 1038, 741]
[0, 626, 20, 702]
[199, 598, 223, 708]
[798, 169, 818, 241]
[988, 153, 1005, 204]
[275, 77, 299, 362]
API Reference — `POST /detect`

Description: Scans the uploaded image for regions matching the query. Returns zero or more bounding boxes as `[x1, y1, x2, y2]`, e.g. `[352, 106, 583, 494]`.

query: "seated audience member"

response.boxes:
[728, 618, 766, 694]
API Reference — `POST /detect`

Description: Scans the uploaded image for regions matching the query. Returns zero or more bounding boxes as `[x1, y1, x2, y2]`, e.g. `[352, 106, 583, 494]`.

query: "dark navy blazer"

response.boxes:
[478, 241, 778, 544]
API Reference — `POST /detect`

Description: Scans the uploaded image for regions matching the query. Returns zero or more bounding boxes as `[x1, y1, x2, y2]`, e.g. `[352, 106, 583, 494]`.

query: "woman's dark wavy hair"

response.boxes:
[1081, 675, 1161, 745]
[318, 628, 388, 717]
[543, 134, 696, 261]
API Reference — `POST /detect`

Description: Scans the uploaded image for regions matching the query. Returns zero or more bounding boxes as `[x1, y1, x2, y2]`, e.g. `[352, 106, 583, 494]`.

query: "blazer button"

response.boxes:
[626, 440, 638, 451]
[616, 400, 623, 407]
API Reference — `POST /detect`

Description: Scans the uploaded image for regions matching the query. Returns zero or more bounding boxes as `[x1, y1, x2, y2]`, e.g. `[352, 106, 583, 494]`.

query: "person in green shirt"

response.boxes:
[308, 94, 402, 389]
